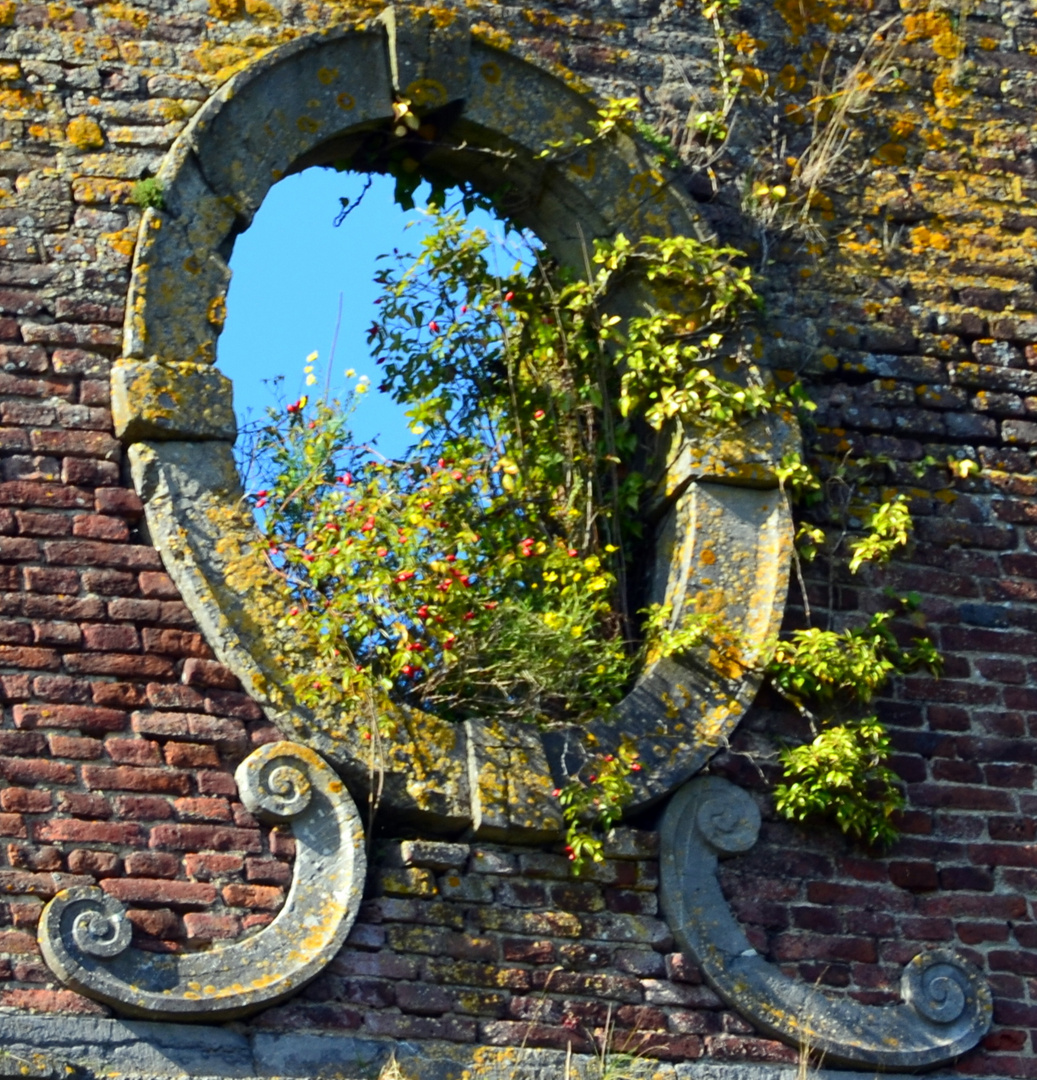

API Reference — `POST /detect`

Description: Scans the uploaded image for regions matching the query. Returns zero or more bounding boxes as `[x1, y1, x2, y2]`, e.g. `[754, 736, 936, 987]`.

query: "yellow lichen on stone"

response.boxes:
[0, 4, 14, 27]
[209, 0, 244, 20]
[66, 115, 105, 150]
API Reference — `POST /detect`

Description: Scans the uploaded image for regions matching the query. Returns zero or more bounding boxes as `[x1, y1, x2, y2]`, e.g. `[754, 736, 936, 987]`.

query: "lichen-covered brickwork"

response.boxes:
[2, 0, 1037, 1076]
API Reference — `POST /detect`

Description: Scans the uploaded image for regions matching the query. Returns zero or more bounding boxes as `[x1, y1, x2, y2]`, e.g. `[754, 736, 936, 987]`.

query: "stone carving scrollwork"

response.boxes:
[659, 776, 992, 1069]
[38, 742, 365, 1020]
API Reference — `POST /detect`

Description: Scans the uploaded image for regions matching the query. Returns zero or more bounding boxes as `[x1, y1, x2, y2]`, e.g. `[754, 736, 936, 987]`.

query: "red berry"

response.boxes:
[631, 763, 643, 772]
[429, 320, 440, 333]
[445, 554, 456, 563]
[504, 291, 514, 302]
[568, 548, 578, 557]
[463, 611, 475, 620]
[417, 606, 429, 619]
[533, 409, 545, 420]
[401, 664, 415, 677]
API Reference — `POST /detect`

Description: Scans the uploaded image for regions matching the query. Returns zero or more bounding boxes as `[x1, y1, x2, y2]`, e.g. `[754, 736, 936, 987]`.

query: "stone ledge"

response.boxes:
[0, 1012, 985, 1080]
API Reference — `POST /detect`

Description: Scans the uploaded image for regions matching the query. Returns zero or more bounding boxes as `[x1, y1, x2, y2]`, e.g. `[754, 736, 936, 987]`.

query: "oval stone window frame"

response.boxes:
[113, 5, 798, 840]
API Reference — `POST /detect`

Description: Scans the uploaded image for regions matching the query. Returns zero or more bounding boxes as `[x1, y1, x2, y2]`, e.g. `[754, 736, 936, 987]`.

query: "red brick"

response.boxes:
[35, 819, 144, 845]
[0, 788, 51, 813]
[33, 620, 82, 647]
[94, 488, 143, 517]
[104, 738, 161, 766]
[269, 827, 295, 858]
[0, 815, 26, 838]
[126, 907, 181, 939]
[92, 681, 147, 708]
[73, 514, 129, 542]
[44, 540, 162, 570]
[48, 734, 103, 759]
[0, 536, 40, 561]
[0, 869, 93, 896]
[112, 795, 173, 820]
[0, 731, 48, 759]
[33, 674, 92, 703]
[63, 653, 175, 678]
[222, 883, 284, 910]
[174, 796, 231, 822]
[82, 623, 140, 652]
[82, 568, 136, 595]
[131, 710, 247, 746]
[51, 348, 111, 376]
[15, 511, 70, 537]
[203, 690, 264, 720]
[0, 675, 30, 701]
[0, 758, 74, 785]
[163, 742, 219, 768]
[139, 571, 179, 599]
[67, 850, 120, 877]
[185, 853, 244, 880]
[102, 877, 216, 907]
[124, 852, 181, 878]
[245, 857, 292, 885]
[146, 682, 205, 710]
[0, 645, 59, 670]
[0, 989, 106, 1015]
[107, 597, 161, 621]
[24, 595, 104, 620]
[0, 620, 31, 645]
[82, 764, 190, 796]
[150, 824, 262, 853]
[182, 657, 239, 689]
[14, 703, 126, 732]
[62, 458, 119, 488]
[183, 912, 241, 940]
[57, 791, 110, 818]
[7, 843, 61, 870]
[196, 770, 239, 797]
[141, 628, 211, 658]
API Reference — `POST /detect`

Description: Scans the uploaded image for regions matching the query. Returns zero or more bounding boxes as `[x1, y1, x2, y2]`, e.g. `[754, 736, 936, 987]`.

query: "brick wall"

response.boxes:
[3, 0, 1037, 1075]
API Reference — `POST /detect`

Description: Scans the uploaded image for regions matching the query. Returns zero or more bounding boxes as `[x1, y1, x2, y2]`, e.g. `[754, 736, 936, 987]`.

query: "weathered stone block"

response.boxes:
[112, 360, 235, 442]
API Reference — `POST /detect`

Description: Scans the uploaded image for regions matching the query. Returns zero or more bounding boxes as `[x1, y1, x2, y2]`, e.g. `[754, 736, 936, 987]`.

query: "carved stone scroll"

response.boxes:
[659, 776, 993, 1069]
[38, 742, 365, 1020]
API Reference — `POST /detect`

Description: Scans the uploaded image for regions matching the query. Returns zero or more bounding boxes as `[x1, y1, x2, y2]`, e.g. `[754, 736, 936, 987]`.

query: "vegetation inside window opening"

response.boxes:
[240, 95, 955, 866]
[248, 208, 766, 733]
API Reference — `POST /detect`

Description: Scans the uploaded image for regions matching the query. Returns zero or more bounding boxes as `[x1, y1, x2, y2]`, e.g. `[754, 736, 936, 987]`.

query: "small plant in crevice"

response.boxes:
[130, 176, 165, 210]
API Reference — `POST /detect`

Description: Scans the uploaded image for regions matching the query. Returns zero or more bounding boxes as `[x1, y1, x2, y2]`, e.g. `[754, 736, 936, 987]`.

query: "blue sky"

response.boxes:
[217, 168, 503, 465]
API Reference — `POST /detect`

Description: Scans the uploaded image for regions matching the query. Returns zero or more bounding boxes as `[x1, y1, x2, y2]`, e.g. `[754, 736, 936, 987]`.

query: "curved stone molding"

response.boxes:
[38, 742, 365, 1020]
[659, 777, 993, 1069]
[116, 4, 799, 836]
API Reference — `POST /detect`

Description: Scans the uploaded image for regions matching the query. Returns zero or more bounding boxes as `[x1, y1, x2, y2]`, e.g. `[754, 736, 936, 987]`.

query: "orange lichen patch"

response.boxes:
[471, 22, 513, 50]
[66, 116, 105, 150]
[97, 2, 150, 29]
[245, 0, 282, 25]
[46, 2, 76, 24]
[731, 31, 764, 55]
[931, 70, 968, 113]
[778, 63, 805, 92]
[909, 225, 950, 252]
[209, 0, 245, 19]
[872, 142, 907, 166]
[192, 43, 259, 80]
[904, 10, 961, 58]
[741, 66, 768, 93]
[0, 3, 15, 27]
[775, 0, 850, 44]
[103, 228, 136, 258]
[977, 36, 999, 50]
